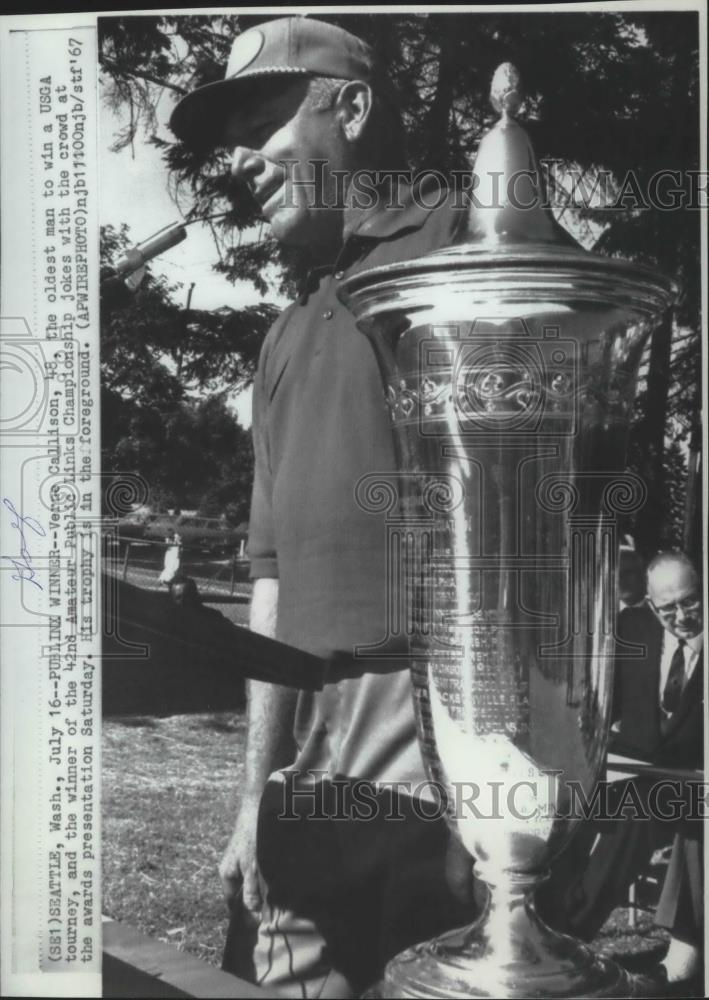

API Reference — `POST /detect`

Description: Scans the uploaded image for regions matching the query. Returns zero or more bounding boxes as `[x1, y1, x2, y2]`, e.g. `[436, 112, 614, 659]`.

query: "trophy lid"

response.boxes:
[340, 64, 676, 321]
[460, 63, 577, 251]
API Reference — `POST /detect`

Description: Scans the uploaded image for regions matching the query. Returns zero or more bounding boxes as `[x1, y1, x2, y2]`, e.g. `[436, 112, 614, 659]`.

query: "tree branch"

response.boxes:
[102, 57, 188, 96]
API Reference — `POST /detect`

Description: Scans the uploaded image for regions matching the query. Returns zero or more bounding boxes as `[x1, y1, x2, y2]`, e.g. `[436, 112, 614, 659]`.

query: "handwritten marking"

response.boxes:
[2, 498, 45, 589]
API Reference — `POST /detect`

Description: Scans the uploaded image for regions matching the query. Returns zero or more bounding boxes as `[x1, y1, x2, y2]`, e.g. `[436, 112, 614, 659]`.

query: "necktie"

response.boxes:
[661, 640, 686, 715]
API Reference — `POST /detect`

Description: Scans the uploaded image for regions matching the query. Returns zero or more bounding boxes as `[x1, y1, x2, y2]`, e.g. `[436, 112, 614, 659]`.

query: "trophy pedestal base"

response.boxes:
[372, 938, 635, 999]
[369, 880, 637, 999]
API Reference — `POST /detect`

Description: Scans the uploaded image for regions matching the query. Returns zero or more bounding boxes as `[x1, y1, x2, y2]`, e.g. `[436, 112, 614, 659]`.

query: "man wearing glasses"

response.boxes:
[647, 551, 703, 717]
[541, 551, 704, 989]
[641, 553, 704, 988]
[613, 551, 703, 763]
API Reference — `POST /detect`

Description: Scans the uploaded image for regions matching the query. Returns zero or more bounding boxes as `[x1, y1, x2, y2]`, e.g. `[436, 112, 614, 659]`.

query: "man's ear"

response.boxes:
[646, 597, 663, 624]
[335, 81, 373, 142]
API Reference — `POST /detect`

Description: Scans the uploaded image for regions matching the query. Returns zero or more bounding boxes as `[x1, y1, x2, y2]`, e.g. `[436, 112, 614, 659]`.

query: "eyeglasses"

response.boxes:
[652, 594, 701, 619]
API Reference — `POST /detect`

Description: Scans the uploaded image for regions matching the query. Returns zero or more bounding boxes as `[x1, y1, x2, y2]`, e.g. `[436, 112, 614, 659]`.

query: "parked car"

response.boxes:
[116, 511, 175, 541]
[117, 511, 245, 554]
[169, 515, 246, 554]
[140, 515, 244, 554]
[141, 514, 180, 544]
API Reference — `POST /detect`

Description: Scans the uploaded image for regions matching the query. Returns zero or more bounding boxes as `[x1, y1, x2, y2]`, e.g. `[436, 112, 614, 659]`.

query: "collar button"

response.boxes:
[323, 309, 333, 320]
[334, 270, 344, 280]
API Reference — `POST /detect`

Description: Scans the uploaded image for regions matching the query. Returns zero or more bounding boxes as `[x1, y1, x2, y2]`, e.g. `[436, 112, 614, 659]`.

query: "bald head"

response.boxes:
[170, 577, 201, 608]
[647, 552, 702, 640]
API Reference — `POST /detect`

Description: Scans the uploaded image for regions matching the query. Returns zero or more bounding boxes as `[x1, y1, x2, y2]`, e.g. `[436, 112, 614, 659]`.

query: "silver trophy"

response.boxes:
[341, 66, 676, 998]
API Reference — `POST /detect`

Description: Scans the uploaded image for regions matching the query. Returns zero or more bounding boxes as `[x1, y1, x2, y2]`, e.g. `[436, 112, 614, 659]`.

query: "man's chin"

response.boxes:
[268, 205, 340, 253]
[674, 624, 701, 640]
[268, 207, 311, 247]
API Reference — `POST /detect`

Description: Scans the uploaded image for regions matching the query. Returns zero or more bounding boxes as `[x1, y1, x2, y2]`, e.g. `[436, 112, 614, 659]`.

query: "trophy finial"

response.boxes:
[490, 62, 522, 119]
[461, 62, 577, 248]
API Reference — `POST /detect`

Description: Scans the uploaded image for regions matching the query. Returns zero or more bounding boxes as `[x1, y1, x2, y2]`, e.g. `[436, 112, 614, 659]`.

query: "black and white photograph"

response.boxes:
[0, 5, 706, 999]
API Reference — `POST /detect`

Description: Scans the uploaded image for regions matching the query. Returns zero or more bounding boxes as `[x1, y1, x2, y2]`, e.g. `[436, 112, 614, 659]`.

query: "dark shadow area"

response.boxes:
[103, 953, 191, 998]
[102, 575, 246, 716]
[102, 574, 327, 715]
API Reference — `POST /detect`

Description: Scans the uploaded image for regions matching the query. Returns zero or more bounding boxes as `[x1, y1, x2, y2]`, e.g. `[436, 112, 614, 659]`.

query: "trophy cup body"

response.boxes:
[340, 67, 676, 999]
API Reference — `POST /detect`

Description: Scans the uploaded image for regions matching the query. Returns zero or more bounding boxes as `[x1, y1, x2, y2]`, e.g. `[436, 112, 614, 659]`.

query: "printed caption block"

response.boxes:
[1, 23, 101, 998]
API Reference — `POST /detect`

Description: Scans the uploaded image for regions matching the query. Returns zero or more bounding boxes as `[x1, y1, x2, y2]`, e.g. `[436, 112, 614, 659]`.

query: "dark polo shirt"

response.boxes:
[248, 182, 464, 785]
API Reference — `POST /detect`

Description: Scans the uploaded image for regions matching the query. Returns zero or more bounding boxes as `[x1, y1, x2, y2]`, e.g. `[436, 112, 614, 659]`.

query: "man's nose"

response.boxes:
[229, 147, 268, 186]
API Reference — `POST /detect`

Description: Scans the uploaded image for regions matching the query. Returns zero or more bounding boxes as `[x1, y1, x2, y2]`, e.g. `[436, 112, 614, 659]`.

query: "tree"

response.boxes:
[101, 224, 260, 518]
[101, 223, 277, 399]
[99, 11, 702, 549]
[108, 393, 254, 519]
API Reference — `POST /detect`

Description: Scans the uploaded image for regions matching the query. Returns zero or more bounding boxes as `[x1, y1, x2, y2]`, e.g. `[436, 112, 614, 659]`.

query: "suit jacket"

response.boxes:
[611, 604, 703, 770]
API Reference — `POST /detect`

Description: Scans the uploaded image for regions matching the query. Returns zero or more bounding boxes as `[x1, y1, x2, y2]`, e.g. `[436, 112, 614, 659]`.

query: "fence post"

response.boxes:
[627, 880, 637, 929]
[122, 541, 131, 582]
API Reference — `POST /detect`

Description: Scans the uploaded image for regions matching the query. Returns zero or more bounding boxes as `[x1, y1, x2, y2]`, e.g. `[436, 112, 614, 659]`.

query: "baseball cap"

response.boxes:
[170, 16, 395, 150]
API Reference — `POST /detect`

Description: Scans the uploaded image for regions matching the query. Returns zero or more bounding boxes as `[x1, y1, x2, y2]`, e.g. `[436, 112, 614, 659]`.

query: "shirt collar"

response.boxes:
[342, 174, 450, 243]
[298, 176, 450, 301]
[666, 631, 703, 657]
[687, 632, 703, 656]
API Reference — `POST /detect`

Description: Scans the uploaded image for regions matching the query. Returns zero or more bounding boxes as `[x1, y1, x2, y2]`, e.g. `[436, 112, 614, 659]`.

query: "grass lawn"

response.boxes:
[102, 712, 247, 966]
[103, 713, 670, 974]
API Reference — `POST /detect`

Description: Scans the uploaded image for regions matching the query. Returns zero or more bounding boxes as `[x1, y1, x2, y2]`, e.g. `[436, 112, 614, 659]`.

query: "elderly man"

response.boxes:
[170, 16, 471, 998]
[642, 551, 703, 986]
[599, 550, 704, 771]
[540, 551, 704, 988]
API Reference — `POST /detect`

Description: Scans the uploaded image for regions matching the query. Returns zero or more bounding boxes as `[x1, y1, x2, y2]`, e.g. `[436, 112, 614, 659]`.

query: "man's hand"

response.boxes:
[219, 793, 262, 918]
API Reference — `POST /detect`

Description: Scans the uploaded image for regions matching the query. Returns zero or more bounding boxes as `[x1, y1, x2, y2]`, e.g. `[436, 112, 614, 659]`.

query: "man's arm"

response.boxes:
[218, 577, 298, 914]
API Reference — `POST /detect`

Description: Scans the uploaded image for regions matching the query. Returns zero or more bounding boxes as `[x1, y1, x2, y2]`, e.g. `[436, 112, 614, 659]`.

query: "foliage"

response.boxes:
[101, 224, 259, 518]
[628, 416, 689, 557]
[101, 223, 276, 397]
[99, 11, 702, 550]
[105, 390, 254, 520]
